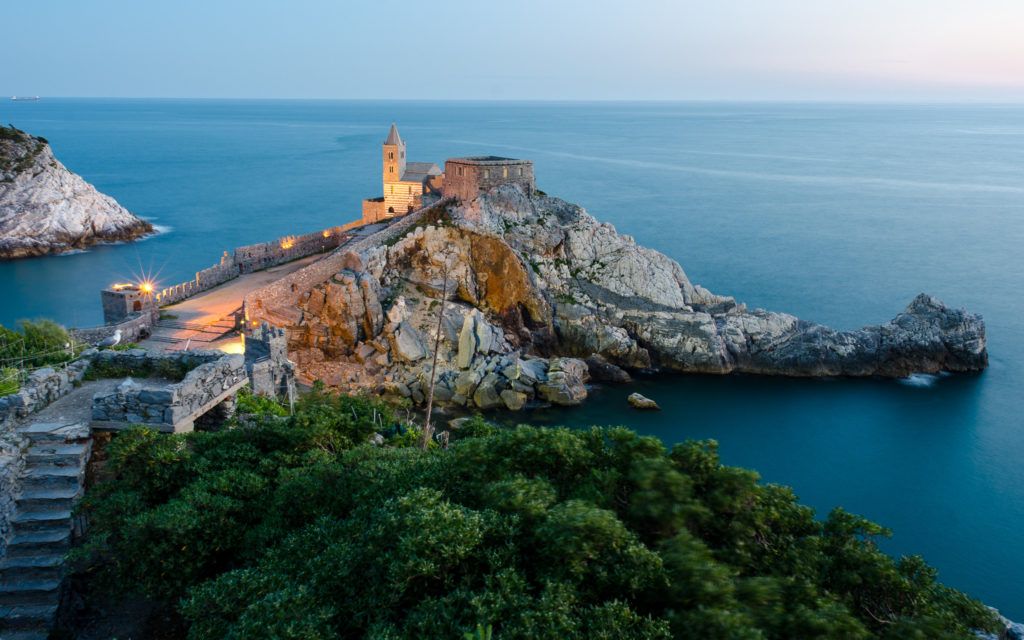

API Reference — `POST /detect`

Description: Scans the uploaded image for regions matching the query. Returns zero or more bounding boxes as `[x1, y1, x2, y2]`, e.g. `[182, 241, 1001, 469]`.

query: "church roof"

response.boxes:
[384, 124, 402, 146]
[401, 161, 442, 183]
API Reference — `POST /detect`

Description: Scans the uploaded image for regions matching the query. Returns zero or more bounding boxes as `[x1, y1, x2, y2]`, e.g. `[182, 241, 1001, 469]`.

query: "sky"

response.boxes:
[5, 0, 1024, 101]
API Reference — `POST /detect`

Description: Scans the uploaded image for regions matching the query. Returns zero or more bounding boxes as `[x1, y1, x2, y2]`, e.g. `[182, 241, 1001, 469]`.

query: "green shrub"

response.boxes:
[235, 387, 289, 417]
[0, 319, 83, 370]
[72, 398, 1000, 640]
[82, 356, 197, 382]
[0, 367, 20, 397]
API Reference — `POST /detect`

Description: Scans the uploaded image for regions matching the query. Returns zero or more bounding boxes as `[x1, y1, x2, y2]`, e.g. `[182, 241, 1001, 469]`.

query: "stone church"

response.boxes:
[361, 124, 535, 224]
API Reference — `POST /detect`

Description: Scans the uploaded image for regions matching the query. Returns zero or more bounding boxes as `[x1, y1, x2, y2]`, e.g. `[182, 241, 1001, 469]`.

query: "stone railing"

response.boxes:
[151, 225, 351, 308]
[89, 350, 247, 431]
[70, 309, 159, 346]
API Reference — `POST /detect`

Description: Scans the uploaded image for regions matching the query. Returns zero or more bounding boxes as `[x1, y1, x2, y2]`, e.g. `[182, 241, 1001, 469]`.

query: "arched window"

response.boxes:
[408, 186, 412, 194]
[388, 207, 395, 213]
[133, 301, 142, 311]
[503, 167, 508, 178]
[389, 166, 393, 173]
[408, 205, 414, 212]
[518, 167, 523, 176]
[484, 169, 490, 179]
[389, 151, 393, 159]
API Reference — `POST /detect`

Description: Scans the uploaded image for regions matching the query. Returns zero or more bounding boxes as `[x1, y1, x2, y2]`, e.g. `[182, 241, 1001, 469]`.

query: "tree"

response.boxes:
[420, 250, 455, 451]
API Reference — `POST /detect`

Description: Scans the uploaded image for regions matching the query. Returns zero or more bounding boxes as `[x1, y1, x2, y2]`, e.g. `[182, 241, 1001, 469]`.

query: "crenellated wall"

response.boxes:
[150, 226, 350, 308]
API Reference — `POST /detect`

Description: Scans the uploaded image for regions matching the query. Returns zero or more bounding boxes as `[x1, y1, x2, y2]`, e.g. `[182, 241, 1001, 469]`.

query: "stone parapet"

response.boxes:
[71, 309, 159, 346]
[88, 349, 244, 432]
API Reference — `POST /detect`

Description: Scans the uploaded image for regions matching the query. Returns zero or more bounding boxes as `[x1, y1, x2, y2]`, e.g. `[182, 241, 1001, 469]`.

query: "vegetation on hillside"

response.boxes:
[0, 319, 83, 396]
[70, 389, 999, 639]
[0, 124, 47, 180]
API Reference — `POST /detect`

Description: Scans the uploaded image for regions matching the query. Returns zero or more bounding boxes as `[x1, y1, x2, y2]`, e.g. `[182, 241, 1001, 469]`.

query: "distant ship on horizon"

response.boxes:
[10, 96, 40, 101]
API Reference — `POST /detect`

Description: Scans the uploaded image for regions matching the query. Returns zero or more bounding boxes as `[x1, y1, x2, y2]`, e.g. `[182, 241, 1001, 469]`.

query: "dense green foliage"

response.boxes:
[0, 320, 83, 395]
[81, 356, 197, 382]
[73, 391, 998, 639]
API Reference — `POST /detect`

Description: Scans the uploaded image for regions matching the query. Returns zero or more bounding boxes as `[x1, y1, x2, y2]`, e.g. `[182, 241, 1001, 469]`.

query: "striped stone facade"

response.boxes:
[361, 125, 534, 223]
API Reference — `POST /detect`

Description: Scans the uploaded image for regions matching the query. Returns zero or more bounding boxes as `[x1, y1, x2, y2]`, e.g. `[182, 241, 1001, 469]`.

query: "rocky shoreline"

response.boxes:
[0, 125, 153, 259]
[250, 185, 987, 411]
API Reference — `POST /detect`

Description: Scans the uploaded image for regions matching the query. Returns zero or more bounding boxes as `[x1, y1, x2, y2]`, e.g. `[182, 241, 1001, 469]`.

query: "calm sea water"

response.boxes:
[1, 99, 1022, 616]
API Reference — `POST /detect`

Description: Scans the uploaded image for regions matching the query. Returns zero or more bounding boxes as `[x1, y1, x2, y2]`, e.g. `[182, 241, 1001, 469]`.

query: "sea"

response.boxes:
[1, 99, 1022, 617]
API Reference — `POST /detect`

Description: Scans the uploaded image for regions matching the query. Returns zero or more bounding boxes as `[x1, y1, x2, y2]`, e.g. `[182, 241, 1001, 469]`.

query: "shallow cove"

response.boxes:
[0, 99, 1021, 616]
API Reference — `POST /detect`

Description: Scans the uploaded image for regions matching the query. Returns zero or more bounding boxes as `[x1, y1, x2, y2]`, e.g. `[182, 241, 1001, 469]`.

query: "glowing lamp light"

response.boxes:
[322, 230, 330, 238]
[140, 282, 154, 294]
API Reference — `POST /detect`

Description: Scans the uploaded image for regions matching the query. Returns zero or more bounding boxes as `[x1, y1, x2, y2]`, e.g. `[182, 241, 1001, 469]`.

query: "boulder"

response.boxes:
[586, 356, 632, 383]
[537, 358, 588, 406]
[472, 373, 503, 410]
[391, 322, 427, 363]
[627, 392, 660, 410]
[500, 389, 528, 410]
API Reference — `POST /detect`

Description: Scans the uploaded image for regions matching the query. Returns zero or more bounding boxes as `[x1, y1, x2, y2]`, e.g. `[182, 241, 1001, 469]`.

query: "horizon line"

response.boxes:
[6, 96, 1024, 105]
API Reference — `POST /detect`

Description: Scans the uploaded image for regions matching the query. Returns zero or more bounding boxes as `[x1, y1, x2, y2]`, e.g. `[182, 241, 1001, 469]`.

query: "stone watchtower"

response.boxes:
[382, 123, 406, 191]
[244, 322, 296, 399]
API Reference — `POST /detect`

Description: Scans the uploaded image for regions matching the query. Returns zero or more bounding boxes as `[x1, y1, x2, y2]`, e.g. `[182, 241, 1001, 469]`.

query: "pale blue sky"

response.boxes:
[6, 0, 1024, 100]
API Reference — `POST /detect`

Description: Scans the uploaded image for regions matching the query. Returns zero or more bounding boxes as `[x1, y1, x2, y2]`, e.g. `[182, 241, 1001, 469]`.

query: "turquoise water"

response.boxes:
[1, 100, 1022, 615]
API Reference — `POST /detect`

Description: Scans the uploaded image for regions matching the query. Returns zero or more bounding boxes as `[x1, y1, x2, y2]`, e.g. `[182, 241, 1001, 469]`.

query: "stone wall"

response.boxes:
[443, 157, 534, 201]
[0, 358, 91, 559]
[362, 197, 386, 224]
[150, 226, 350, 308]
[245, 323, 296, 399]
[195, 251, 237, 289]
[88, 349, 241, 430]
[71, 309, 159, 346]
[243, 199, 452, 329]
[0, 360, 92, 431]
[0, 423, 26, 559]
[234, 226, 348, 274]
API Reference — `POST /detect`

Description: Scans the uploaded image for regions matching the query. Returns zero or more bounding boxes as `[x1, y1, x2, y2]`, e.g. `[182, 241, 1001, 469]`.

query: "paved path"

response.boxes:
[144, 253, 328, 353]
[140, 224, 389, 354]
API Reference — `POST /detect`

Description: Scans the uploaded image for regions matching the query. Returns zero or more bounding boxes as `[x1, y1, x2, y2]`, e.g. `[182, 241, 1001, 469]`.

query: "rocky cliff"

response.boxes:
[0, 125, 153, 259]
[251, 185, 987, 411]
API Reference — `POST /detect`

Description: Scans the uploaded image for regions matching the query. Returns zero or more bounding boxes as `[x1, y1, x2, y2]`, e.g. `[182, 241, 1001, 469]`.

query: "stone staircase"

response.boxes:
[0, 423, 91, 640]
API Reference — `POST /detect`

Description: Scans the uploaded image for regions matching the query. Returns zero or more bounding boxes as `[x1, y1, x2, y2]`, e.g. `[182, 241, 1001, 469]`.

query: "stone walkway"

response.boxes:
[145, 252, 332, 353]
[0, 388, 96, 639]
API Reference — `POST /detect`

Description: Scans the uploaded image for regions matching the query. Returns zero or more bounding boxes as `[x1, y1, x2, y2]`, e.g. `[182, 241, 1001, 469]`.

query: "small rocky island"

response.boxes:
[0, 125, 152, 259]
[249, 184, 987, 411]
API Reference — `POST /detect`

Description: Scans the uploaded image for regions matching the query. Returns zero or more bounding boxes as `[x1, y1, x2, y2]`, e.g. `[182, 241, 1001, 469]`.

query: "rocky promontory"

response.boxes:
[250, 184, 987, 410]
[0, 125, 152, 259]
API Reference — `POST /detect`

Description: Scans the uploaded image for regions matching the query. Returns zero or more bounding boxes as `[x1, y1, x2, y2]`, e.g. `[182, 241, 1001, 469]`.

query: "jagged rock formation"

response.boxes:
[260, 184, 986, 411]
[0, 125, 152, 259]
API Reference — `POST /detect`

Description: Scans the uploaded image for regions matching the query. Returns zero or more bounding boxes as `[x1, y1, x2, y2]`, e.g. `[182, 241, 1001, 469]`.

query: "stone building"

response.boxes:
[362, 124, 443, 223]
[361, 125, 535, 224]
[442, 156, 534, 201]
[101, 283, 156, 324]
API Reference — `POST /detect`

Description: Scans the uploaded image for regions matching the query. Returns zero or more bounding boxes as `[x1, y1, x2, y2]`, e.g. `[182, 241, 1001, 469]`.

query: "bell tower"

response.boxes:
[382, 123, 406, 186]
